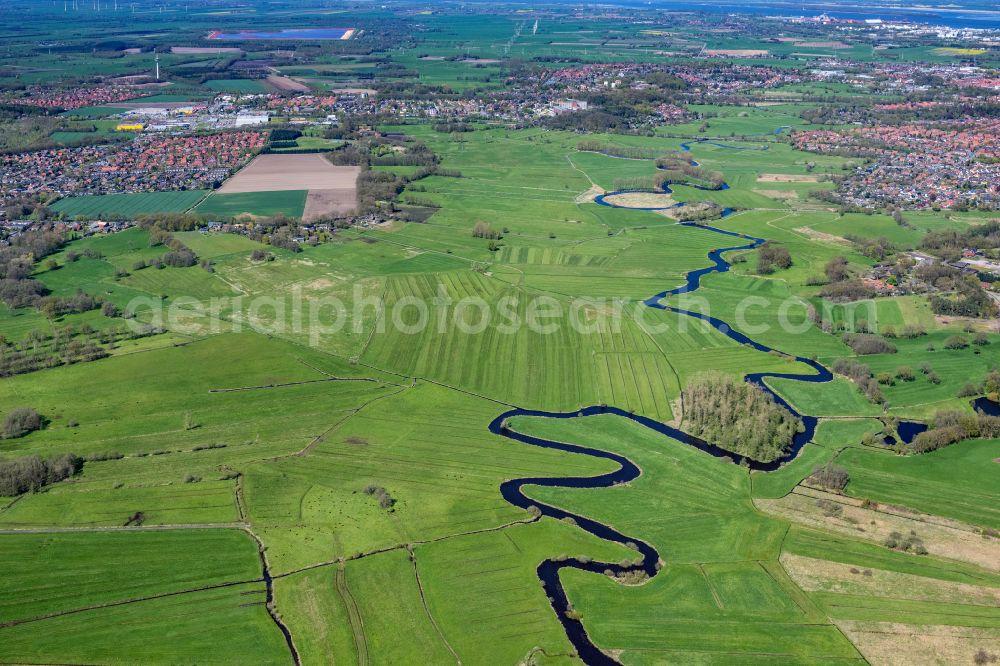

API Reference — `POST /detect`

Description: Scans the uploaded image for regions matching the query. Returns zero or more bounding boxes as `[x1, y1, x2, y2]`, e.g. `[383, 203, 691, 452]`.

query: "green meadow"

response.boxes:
[51, 191, 209, 218]
[1, 8, 998, 662]
[195, 190, 308, 218]
[6, 119, 998, 662]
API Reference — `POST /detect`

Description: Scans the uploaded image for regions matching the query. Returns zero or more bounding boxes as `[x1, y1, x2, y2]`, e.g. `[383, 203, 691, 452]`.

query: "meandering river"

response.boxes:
[490, 160, 921, 663]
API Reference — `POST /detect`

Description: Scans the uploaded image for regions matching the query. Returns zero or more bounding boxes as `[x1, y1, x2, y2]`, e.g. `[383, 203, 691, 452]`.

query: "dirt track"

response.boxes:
[266, 75, 310, 92]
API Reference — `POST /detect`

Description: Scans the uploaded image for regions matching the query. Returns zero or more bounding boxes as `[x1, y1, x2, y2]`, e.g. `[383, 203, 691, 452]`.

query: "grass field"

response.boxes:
[51, 191, 209, 218]
[194, 190, 308, 217]
[0, 530, 260, 622]
[205, 78, 270, 93]
[837, 439, 1000, 528]
[270, 136, 345, 152]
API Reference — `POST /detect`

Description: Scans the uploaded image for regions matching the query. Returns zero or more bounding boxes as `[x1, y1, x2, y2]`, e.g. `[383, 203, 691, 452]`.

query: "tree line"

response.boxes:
[0, 452, 82, 496]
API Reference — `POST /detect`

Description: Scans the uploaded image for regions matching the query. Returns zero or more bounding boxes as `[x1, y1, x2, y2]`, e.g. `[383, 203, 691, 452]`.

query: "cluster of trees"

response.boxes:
[0, 322, 162, 378]
[267, 226, 303, 254]
[809, 463, 850, 491]
[820, 280, 875, 302]
[654, 157, 725, 191]
[846, 235, 895, 262]
[841, 332, 896, 355]
[269, 128, 302, 142]
[133, 212, 213, 232]
[576, 141, 662, 160]
[611, 176, 657, 192]
[363, 484, 395, 510]
[756, 242, 792, 274]
[907, 410, 1000, 454]
[832, 358, 885, 405]
[576, 83, 686, 128]
[471, 221, 502, 240]
[544, 110, 628, 132]
[921, 221, 1000, 262]
[357, 169, 406, 214]
[816, 256, 876, 302]
[801, 100, 1000, 126]
[132, 226, 200, 270]
[0, 452, 83, 496]
[884, 530, 927, 555]
[681, 371, 803, 463]
[352, 146, 452, 215]
[37, 290, 98, 320]
[956, 361, 996, 399]
[3, 192, 54, 222]
[0, 225, 64, 309]
[2, 407, 42, 439]
[915, 260, 961, 288]
[675, 204, 725, 223]
[875, 365, 918, 386]
[930, 276, 998, 319]
[432, 121, 473, 133]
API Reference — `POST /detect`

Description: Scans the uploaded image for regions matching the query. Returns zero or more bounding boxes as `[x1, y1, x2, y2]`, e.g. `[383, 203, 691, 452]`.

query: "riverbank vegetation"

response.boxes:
[681, 371, 803, 462]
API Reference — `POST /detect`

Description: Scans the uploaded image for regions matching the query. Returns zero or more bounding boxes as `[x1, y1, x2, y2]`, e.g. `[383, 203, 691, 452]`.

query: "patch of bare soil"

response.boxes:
[266, 75, 310, 92]
[304, 189, 356, 221]
[575, 184, 605, 204]
[218, 155, 359, 194]
[794, 226, 852, 245]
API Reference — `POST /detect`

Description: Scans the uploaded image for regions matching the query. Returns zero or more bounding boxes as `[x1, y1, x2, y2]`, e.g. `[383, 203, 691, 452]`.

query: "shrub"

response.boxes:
[895, 366, 915, 381]
[472, 221, 500, 240]
[841, 333, 896, 355]
[756, 243, 792, 274]
[809, 463, 850, 491]
[820, 280, 875, 302]
[816, 498, 843, 517]
[908, 411, 1000, 453]
[943, 335, 969, 350]
[2, 407, 42, 439]
[974, 649, 998, 665]
[959, 383, 980, 398]
[0, 453, 82, 495]
[363, 484, 395, 510]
